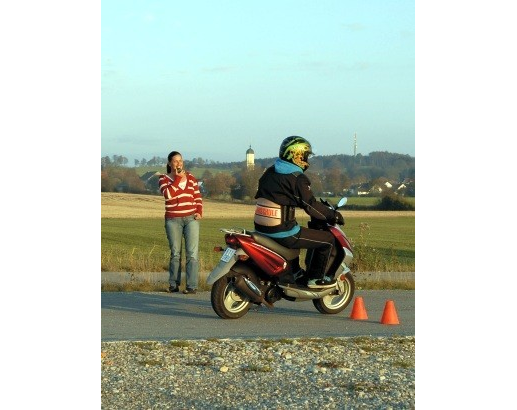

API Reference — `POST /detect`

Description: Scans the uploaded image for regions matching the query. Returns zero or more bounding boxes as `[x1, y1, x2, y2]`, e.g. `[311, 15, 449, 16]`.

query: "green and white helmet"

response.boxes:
[279, 136, 313, 171]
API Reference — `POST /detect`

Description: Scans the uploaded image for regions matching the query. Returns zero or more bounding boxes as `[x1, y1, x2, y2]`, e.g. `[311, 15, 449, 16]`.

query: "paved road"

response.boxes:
[102, 289, 414, 342]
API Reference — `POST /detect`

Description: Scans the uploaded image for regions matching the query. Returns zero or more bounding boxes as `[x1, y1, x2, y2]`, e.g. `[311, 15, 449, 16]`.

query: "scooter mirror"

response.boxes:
[337, 197, 348, 208]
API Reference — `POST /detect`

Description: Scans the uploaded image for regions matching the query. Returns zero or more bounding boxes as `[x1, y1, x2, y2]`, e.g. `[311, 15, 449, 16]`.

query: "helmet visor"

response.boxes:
[302, 150, 313, 164]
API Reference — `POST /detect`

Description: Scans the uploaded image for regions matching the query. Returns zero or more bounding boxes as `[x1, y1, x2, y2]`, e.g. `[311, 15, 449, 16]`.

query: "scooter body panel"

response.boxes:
[237, 236, 288, 276]
[278, 285, 336, 300]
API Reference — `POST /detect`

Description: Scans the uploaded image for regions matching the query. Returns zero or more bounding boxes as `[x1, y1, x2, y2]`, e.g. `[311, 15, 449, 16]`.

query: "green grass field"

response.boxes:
[101, 215, 415, 274]
[329, 196, 415, 208]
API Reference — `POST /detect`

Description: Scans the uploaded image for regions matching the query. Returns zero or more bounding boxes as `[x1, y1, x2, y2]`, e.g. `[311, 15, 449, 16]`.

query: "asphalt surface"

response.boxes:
[101, 289, 415, 342]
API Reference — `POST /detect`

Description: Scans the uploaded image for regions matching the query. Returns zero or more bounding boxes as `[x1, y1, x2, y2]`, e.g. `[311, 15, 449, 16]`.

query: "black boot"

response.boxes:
[278, 272, 296, 285]
[293, 269, 308, 286]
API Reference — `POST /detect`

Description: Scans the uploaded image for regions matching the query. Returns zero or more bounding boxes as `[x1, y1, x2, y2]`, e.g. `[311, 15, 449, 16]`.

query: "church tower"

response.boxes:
[246, 145, 255, 170]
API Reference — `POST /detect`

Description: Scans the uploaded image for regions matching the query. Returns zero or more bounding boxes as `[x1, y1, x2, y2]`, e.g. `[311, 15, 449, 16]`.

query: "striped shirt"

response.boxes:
[158, 173, 203, 219]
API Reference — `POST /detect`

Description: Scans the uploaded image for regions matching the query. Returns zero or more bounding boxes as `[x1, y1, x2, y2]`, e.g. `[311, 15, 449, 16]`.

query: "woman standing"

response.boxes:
[158, 151, 203, 294]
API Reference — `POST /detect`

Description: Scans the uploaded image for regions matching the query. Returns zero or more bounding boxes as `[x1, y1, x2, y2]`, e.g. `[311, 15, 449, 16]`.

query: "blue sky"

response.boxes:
[101, 0, 415, 163]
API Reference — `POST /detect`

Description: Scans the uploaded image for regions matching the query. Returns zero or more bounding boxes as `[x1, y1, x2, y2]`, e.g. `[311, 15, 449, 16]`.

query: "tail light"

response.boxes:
[225, 234, 239, 246]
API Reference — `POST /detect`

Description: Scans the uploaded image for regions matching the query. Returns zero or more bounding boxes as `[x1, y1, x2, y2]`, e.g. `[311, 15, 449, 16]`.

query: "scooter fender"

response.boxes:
[206, 248, 246, 285]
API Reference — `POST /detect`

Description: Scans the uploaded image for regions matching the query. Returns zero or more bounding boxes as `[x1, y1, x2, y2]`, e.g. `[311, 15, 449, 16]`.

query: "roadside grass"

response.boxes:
[100, 277, 415, 292]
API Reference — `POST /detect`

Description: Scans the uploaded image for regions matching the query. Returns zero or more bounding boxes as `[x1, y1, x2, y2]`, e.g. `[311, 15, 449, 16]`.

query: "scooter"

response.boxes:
[206, 197, 355, 319]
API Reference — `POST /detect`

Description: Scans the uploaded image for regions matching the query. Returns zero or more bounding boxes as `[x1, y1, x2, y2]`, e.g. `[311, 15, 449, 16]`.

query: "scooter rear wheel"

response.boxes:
[211, 275, 251, 319]
[313, 271, 355, 314]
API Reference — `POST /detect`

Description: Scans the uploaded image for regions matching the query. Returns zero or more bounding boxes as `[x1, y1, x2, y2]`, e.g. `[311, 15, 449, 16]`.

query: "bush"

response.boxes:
[375, 195, 414, 211]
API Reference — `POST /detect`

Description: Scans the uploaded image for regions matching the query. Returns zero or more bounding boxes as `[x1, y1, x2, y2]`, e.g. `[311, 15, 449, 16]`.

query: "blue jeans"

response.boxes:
[164, 216, 200, 290]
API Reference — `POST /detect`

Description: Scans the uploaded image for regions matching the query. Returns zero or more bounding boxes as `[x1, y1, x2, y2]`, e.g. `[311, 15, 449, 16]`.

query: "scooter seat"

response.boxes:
[250, 231, 300, 261]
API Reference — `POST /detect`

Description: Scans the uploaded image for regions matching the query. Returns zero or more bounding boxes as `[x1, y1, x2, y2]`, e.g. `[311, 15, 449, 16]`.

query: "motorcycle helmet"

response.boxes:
[279, 136, 313, 171]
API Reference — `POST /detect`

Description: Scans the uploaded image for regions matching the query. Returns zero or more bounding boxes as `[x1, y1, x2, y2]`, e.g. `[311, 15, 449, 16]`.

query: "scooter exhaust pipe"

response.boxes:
[232, 276, 273, 309]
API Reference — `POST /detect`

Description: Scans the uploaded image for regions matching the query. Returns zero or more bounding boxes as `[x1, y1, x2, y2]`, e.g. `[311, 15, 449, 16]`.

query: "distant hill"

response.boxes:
[133, 151, 414, 183]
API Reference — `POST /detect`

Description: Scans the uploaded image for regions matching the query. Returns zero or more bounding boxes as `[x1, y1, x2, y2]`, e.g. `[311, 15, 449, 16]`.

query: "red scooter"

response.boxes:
[206, 197, 355, 319]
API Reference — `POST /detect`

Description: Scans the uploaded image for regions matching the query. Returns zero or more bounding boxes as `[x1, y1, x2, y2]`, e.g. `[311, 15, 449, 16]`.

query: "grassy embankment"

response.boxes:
[101, 193, 415, 291]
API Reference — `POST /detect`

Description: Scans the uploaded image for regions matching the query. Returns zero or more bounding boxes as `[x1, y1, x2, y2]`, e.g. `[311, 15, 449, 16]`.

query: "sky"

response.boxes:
[101, 0, 415, 163]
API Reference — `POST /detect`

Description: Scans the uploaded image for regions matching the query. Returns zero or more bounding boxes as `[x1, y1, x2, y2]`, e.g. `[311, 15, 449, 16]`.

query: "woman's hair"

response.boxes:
[167, 151, 181, 173]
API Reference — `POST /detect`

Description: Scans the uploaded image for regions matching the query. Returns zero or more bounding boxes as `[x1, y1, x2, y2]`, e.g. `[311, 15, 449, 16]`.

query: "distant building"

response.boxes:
[246, 145, 255, 170]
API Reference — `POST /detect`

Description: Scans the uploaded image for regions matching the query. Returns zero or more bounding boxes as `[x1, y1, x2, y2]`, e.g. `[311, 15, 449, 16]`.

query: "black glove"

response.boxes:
[334, 211, 344, 225]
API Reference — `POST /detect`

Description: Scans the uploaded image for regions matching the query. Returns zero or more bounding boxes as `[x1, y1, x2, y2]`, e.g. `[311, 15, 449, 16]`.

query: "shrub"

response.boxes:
[375, 195, 414, 211]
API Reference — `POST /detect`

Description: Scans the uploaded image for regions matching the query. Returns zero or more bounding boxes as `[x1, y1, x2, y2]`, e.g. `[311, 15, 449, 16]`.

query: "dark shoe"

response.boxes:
[293, 269, 308, 286]
[278, 273, 296, 285]
[307, 276, 336, 289]
[168, 286, 179, 293]
[183, 288, 197, 294]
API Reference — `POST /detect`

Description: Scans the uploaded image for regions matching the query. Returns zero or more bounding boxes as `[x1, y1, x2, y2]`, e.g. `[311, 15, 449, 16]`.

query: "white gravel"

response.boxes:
[101, 335, 415, 409]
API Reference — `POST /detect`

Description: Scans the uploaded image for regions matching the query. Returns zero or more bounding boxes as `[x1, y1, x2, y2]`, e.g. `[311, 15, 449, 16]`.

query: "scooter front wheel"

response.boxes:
[313, 271, 355, 314]
[210, 274, 251, 319]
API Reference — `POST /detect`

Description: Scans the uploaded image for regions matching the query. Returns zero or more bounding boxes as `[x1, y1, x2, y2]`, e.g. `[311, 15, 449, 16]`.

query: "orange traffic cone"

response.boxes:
[350, 296, 368, 320]
[380, 300, 400, 325]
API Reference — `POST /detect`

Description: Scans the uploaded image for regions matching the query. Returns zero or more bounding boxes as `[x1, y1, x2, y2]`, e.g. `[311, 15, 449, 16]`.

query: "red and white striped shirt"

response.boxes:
[158, 173, 203, 219]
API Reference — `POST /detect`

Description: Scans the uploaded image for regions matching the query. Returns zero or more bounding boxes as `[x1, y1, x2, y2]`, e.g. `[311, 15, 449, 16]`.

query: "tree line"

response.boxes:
[101, 151, 415, 200]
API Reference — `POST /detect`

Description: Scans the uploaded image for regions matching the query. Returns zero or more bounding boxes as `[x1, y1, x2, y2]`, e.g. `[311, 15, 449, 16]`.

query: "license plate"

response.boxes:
[220, 247, 236, 262]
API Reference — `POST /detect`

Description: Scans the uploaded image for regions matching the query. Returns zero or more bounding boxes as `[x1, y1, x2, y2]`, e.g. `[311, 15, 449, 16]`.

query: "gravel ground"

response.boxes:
[101, 335, 415, 409]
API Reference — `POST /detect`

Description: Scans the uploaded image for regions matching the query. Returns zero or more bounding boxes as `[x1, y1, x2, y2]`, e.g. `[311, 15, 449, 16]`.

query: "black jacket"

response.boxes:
[254, 165, 337, 235]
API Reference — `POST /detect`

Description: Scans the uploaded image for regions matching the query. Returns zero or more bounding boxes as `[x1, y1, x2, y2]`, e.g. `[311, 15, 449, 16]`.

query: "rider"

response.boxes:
[253, 136, 345, 288]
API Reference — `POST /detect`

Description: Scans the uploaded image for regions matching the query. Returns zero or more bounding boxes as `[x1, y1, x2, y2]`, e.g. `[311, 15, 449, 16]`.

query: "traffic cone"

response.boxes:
[350, 296, 368, 320]
[380, 300, 400, 325]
